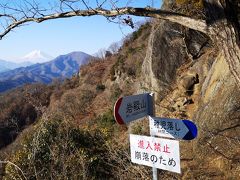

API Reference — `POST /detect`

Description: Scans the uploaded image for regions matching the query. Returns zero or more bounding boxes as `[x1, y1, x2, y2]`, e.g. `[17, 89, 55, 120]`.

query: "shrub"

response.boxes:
[126, 67, 136, 77]
[130, 22, 150, 41]
[58, 89, 96, 119]
[110, 84, 122, 102]
[110, 55, 126, 81]
[110, 65, 116, 81]
[96, 84, 106, 92]
[4, 118, 115, 179]
[96, 110, 115, 128]
[175, 0, 204, 18]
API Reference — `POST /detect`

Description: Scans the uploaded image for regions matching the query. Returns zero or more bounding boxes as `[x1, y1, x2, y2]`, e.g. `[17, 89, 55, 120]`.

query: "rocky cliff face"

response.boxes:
[140, 7, 240, 180]
[141, 20, 191, 100]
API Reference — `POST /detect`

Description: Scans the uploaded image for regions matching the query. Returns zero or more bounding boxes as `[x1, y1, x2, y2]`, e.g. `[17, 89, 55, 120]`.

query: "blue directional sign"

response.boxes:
[181, 119, 198, 140]
[149, 117, 198, 140]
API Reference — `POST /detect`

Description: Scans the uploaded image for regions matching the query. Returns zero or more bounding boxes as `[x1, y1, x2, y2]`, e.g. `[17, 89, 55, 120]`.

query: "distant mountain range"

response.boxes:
[0, 51, 93, 92]
[0, 59, 32, 73]
[0, 50, 52, 73]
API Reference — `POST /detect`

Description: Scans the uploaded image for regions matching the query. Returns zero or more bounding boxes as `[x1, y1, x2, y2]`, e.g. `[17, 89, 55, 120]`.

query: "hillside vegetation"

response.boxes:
[0, 22, 153, 179]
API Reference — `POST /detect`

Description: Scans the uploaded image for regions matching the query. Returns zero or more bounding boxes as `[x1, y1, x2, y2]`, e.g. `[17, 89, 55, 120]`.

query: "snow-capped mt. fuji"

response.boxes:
[19, 50, 53, 63]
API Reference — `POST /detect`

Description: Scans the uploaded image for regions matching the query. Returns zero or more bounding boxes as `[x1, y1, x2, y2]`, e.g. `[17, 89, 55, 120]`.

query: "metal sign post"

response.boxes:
[114, 92, 198, 179]
[149, 93, 158, 180]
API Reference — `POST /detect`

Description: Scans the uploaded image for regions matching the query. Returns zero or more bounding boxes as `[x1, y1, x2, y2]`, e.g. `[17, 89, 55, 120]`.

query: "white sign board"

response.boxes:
[130, 134, 181, 174]
[149, 117, 188, 139]
[114, 93, 153, 124]
[149, 117, 197, 140]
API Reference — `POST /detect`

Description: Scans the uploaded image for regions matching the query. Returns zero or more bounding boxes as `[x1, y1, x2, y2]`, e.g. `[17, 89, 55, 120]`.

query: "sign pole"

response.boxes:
[115, 92, 196, 176]
[149, 93, 158, 180]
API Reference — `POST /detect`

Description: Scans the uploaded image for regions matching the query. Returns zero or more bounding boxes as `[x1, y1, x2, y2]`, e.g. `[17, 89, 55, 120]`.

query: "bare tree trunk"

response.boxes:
[205, 0, 240, 87]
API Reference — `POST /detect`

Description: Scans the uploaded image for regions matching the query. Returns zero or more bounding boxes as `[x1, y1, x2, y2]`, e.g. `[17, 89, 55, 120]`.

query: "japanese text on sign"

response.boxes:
[149, 117, 190, 140]
[130, 134, 181, 174]
[114, 93, 153, 124]
[126, 99, 147, 117]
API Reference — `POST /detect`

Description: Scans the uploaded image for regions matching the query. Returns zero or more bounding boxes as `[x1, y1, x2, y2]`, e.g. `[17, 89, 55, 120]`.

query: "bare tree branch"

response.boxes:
[0, 7, 207, 39]
[0, 160, 27, 180]
[96, 0, 107, 8]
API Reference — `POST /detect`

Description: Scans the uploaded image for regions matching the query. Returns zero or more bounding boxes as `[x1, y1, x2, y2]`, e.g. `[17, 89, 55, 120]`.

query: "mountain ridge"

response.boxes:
[0, 59, 32, 73]
[0, 51, 93, 92]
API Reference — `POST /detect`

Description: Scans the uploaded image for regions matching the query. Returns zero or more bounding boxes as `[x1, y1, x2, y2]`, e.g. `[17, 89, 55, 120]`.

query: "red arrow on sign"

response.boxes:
[114, 93, 153, 125]
[114, 97, 124, 124]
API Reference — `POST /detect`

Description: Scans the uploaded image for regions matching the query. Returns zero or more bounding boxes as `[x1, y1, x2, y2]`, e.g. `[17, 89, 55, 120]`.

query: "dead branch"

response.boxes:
[0, 160, 27, 180]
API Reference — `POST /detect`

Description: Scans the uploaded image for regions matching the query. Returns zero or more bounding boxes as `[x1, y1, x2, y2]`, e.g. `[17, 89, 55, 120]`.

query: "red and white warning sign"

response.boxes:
[130, 134, 181, 174]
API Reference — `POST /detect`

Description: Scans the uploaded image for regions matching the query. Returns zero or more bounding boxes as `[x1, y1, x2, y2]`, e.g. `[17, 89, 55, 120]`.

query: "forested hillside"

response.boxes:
[0, 22, 153, 179]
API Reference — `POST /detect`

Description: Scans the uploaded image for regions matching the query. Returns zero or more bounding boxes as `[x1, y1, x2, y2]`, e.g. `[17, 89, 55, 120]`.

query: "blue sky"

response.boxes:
[0, 0, 162, 62]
